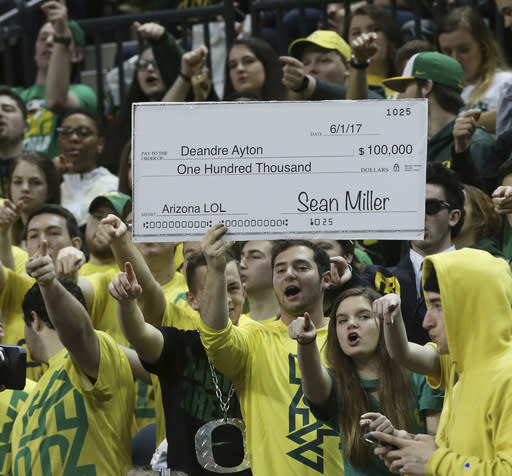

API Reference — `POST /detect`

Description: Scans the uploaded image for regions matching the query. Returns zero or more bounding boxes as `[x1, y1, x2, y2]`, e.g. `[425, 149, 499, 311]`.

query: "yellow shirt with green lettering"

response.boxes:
[0, 378, 36, 475]
[11, 331, 135, 476]
[199, 317, 344, 476]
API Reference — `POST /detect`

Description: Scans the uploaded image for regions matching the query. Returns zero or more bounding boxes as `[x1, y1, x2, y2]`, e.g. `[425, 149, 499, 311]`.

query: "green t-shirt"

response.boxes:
[13, 83, 97, 158]
[308, 373, 444, 476]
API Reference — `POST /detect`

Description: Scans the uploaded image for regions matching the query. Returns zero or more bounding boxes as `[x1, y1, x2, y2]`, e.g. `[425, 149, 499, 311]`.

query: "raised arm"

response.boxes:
[162, 45, 209, 102]
[0, 199, 23, 271]
[199, 224, 232, 330]
[373, 294, 440, 379]
[492, 185, 512, 215]
[346, 32, 377, 100]
[109, 261, 164, 364]
[25, 240, 100, 378]
[288, 313, 332, 407]
[42, 0, 80, 111]
[97, 214, 166, 325]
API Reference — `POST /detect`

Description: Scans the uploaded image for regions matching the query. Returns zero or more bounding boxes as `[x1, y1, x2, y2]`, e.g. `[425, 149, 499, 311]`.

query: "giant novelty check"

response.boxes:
[132, 99, 428, 242]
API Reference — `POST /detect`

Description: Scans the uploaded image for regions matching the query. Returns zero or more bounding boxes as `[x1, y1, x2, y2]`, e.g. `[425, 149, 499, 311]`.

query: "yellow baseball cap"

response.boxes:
[289, 30, 351, 61]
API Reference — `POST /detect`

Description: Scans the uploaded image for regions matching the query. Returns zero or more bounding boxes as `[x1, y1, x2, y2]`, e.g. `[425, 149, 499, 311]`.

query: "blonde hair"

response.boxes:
[436, 7, 509, 105]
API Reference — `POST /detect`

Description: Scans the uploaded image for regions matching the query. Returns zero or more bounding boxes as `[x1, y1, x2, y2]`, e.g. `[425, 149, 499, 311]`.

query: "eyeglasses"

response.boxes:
[425, 198, 452, 215]
[56, 126, 95, 139]
[136, 59, 157, 70]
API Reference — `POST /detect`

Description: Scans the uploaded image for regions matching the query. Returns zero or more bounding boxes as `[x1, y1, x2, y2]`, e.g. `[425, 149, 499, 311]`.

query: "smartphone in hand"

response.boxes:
[363, 432, 398, 449]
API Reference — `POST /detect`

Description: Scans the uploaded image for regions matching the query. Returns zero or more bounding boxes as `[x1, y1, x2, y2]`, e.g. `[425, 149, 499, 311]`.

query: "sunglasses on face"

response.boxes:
[136, 59, 157, 70]
[57, 126, 95, 139]
[425, 198, 452, 215]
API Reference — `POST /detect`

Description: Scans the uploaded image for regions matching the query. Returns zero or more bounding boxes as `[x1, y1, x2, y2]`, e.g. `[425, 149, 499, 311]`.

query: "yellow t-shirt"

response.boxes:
[0, 378, 36, 475]
[11, 332, 135, 476]
[199, 317, 344, 476]
[161, 271, 188, 310]
[367, 73, 398, 99]
[0, 267, 47, 381]
[86, 269, 189, 347]
[78, 261, 119, 277]
[174, 242, 184, 271]
[87, 268, 129, 346]
[12, 246, 28, 276]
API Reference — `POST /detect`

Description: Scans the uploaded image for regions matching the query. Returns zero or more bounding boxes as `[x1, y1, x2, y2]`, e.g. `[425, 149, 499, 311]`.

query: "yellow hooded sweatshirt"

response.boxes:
[422, 248, 512, 475]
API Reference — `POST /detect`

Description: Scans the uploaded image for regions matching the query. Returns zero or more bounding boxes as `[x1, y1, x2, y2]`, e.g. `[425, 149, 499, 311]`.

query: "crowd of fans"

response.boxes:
[0, 0, 512, 475]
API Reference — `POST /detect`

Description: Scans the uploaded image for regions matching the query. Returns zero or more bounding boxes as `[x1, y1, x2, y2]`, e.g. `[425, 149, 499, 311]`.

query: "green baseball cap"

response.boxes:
[289, 30, 351, 61]
[89, 192, 131, 217]
[383, 52, 464, 93]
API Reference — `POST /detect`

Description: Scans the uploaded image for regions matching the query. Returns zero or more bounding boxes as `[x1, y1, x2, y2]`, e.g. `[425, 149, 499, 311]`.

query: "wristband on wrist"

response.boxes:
[179, 71, 191, 82]
[292, 75, 310, 93]
[53, 35, 72, 46]
[298, 334, 316, 345]
[350, 55, 370, 69]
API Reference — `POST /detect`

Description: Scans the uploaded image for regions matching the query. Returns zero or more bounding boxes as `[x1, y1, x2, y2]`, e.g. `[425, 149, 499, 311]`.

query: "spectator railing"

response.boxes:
[0, 0, 238, 116]
[0, 0, 507, 117]
[75, 3, 237, 117]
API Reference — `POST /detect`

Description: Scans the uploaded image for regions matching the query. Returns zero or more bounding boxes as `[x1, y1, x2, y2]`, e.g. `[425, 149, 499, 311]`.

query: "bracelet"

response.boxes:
[292, 75, 310, 93]
[53, 35, 72, 46]
[350, 56, 370, 70]
[179, 71, 191, 82]
[298, 334, 316, 345]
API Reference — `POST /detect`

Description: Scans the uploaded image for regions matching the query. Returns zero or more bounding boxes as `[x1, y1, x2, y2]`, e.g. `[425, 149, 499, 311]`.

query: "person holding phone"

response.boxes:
[370, 248, 512, 475]
[288, 286, 444, 476]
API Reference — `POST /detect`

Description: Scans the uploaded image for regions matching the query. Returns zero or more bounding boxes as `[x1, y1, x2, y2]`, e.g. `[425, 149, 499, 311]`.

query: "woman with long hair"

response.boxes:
[0, 151, 61, 271]
[100, 22, 181, 173]
[223, 37, 286, 100]
[117, 140, 132, 197]
[6, 152, 61, 246]
[289, 286, 443, 475]
[436, 6, 512, 133]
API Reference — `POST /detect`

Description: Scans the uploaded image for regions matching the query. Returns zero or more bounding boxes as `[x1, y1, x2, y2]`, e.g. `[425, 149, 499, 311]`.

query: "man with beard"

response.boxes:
[0, 87, 28, 198]
[80, 192, 130, 276]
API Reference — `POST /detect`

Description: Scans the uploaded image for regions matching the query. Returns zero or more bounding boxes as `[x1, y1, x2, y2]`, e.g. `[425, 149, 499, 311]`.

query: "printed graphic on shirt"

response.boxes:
[287, 353, 339, 473]
[23, 100, 54, 153]
[0, 390, 32, 473]
[181, 345, 232, 421]
[374, 271, 401, 295]
[13, 368, 94, 476]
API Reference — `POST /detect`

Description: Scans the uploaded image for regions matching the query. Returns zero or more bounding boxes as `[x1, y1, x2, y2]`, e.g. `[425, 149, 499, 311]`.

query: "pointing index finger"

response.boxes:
[279, 56, 303, 67]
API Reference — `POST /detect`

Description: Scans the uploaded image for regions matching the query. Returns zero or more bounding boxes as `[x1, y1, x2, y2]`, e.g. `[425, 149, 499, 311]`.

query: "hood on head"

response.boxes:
[423, 248, 512, 373]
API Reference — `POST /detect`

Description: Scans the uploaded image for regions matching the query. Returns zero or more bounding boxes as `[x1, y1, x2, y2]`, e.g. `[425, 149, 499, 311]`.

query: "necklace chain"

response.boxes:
[208, 359, 235, 420]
